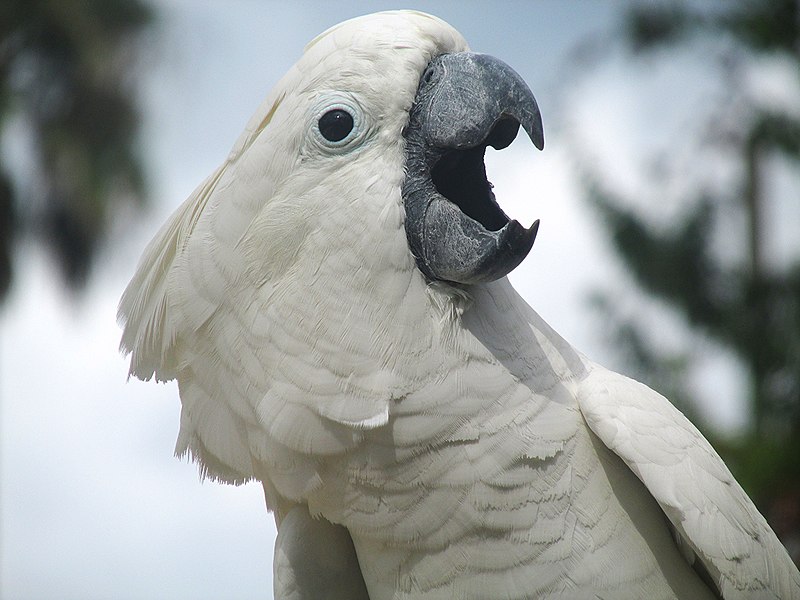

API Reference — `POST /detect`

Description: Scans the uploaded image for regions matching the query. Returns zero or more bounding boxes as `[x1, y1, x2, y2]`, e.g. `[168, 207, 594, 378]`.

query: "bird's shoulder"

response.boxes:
[577, 364, 800, 599]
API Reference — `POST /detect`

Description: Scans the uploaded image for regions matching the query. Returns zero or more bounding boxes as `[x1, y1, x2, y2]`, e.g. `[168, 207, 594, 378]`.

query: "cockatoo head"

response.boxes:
[234, 10, 543, 288]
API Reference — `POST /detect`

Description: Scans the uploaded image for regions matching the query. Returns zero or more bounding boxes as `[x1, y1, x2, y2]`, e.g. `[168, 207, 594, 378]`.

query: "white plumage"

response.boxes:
[119, 10, 800, 599]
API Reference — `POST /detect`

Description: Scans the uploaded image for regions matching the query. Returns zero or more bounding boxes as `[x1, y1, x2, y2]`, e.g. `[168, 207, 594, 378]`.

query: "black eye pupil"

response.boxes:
[318, 109, 354, 142]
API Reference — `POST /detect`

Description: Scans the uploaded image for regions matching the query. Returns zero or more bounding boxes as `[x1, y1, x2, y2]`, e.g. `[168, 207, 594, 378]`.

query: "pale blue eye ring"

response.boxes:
[312, 98, 363, 149]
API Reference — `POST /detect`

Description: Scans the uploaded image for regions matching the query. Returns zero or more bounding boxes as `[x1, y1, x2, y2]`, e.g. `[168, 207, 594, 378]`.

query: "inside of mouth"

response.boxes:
[430, 118, 520, 232]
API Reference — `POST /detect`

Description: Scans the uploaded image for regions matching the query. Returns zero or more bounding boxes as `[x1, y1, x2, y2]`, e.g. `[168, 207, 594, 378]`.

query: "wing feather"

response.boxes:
[578, 367, 800, 599]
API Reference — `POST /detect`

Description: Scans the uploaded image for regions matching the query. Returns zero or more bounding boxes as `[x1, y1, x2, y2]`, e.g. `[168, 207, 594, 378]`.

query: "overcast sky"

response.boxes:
[1, 1, 779, 598]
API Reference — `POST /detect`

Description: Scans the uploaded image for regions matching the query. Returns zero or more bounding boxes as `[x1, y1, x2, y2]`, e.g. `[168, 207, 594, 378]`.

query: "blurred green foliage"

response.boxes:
[576, 0, 799, 562]
[0, 0, 152, 300]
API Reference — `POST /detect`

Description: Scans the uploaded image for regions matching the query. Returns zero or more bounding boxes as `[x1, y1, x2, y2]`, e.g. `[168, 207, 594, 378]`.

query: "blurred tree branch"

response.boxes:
[567, 0, 799, 562]
[0, 0, 152, 301]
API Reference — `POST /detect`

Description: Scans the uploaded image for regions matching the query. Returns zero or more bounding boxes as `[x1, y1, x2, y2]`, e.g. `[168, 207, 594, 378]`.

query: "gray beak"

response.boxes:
[402, 52, 544, 285]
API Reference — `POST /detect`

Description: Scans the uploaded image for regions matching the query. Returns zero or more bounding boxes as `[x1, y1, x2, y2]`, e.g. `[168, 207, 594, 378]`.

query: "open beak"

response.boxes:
[402, 52, 544, 285]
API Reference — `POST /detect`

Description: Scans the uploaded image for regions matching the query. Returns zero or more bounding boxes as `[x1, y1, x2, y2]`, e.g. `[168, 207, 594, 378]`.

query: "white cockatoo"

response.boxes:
[119, 10, 800, 600]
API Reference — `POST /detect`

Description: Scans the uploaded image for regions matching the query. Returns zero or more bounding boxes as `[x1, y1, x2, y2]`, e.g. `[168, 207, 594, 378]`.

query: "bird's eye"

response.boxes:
[310, 96, 365, 152]
[318, 108, 354, 142]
